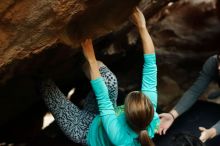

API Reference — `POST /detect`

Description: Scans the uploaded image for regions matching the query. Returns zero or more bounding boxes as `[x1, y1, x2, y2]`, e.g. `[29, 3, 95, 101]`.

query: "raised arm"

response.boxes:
[81, 39, 101, 80]
[81, 39, 129, 145]
[131, 7, 157, 108]
[131, 7, 155, 54]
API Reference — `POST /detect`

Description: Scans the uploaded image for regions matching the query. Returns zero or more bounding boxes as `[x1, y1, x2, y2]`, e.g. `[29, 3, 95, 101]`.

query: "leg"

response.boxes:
[82, 61, 118, 113]
[39, 79, 96, 145]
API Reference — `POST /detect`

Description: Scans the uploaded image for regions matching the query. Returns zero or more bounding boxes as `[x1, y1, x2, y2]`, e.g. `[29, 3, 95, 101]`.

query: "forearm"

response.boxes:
[173, 57, 215, 115]
[170, 92, 198, 119]
[174, 90, 199, 116]
[169, 109, 179, 119]
[212, 120, 220, 136]
[138, 27, 155, 54]
[81, 39, 101, 80]
[131, 7, 155, 54]
[87, 60, 101, 80]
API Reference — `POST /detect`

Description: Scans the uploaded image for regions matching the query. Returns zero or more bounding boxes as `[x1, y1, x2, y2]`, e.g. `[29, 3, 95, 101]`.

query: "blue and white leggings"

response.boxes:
[40, 64, 118, 145]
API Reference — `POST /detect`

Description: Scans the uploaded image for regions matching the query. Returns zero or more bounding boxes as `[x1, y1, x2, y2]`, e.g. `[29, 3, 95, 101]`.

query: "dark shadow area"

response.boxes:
[0, 101, 46, 145]
[154, 101, 220, 146]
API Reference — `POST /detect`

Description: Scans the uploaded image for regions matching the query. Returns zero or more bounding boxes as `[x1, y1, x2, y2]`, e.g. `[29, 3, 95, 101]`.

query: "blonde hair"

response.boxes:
[124, 91, 155, 146]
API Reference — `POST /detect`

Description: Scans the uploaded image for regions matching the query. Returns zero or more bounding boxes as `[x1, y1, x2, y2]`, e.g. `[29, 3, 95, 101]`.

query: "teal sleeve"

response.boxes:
[174, 55, 217, 115]
[91, 78, 130, 145]
[90, 77, 115, 116]
[141, 54, 158, 109]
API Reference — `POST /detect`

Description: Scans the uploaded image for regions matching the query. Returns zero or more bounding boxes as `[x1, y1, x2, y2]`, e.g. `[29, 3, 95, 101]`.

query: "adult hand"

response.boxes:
[130, 7, 146, 29]
[158, 113, 174, 135]
[199, 127, 217, 143]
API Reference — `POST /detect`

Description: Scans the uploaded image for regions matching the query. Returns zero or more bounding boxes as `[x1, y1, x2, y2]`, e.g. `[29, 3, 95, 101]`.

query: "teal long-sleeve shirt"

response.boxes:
[87, 54, 160, 146]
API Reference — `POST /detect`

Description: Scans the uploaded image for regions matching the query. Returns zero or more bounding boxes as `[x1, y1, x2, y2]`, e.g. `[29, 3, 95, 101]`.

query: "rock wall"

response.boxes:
[150, 0, 220, 110]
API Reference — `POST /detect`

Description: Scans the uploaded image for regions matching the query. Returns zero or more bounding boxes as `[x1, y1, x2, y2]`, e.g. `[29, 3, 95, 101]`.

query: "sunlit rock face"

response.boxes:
[0, 0, 83, 68]
[0, 0, 141, 84]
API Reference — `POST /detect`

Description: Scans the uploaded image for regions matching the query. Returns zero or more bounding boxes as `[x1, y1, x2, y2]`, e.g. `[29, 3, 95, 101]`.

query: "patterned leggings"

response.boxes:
[40, 64, 118, 145]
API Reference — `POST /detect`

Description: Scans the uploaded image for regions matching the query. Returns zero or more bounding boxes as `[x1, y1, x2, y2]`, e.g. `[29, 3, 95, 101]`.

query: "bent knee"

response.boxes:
[82, 60, 105, 69]
[82, 60, 106, 80]
[97, 60, 106, 68]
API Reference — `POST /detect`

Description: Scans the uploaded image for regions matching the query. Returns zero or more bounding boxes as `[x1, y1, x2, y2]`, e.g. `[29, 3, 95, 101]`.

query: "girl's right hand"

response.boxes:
[158, 113, 175, 135]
